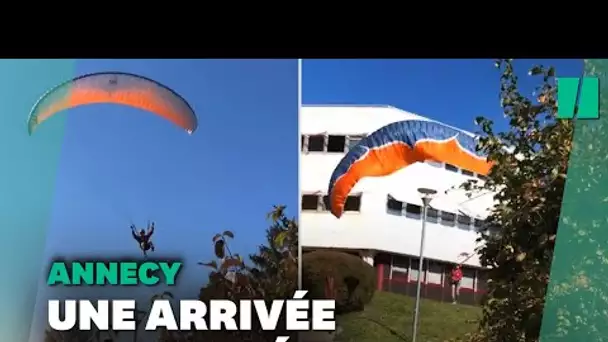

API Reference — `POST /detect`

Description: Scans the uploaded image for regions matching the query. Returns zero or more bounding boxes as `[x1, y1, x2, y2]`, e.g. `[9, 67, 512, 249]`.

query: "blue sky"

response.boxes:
[40, 59, 298, 292]
[302, 59, 583, 133]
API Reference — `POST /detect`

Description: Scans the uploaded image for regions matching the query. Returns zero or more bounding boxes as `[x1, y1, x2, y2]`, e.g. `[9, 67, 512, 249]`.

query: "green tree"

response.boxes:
[465, 59, 573, 342]
[164, 204, 298, 342]
[249, 204, 298, 299]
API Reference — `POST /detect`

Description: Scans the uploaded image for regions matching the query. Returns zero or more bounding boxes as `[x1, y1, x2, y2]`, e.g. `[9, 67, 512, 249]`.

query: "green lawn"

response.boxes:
[336, 292, 481, 342]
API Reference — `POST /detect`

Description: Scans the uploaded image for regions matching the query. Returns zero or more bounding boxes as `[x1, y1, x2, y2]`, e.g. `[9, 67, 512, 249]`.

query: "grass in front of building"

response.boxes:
[336, 291, 481, 342]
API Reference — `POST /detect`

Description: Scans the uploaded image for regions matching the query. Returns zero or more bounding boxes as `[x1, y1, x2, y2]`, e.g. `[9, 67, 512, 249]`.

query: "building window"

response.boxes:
[426, 208, 439, 218]
[445, 163, 458, 172]
[474, 219, 485, 229]
[390, 255, 409, 282]
[301, 194, 320, 211]
[387, 196, 404, 212]
[344, 195, 362, 212]
[460, 268, 476, 289]
[302, 134, 370, 153]
[405, 203, 422, 215]
[462, 169, 474, 176]
[302, 134, 373, 153]
[327, 135, 346, 153]
[426, 160, 442, 168]
[321, 195, 330, 211]
[477, 174, 488, 181]
[427, 261, 443, 285]
[392, 255, 409, 270]
[307, 135, 325, 152]
[441, 211, 456, 223]
[347, 135, 363, 150]
[457, 215, 472, 225]
[319, 194, 361, 212]
[409, 259, 424, 282]
[390, 255, 409, 280]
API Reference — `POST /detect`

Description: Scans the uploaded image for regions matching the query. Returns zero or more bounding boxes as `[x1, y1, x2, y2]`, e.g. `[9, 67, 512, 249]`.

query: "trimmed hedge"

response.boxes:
[302, 250, 376, 314]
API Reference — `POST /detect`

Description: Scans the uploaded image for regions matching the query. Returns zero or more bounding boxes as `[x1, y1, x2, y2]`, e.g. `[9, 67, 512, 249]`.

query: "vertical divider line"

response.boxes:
[297, 59, 303, 290]
[296, 58, 303, 342]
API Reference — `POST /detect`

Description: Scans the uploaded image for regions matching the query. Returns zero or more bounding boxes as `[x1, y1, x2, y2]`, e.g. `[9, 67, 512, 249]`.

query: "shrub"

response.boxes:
[302, 250, 376, 314]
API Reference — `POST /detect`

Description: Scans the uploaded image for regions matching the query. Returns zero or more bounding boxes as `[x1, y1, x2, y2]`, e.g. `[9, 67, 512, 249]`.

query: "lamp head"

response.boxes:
[417, 188, 437, 206]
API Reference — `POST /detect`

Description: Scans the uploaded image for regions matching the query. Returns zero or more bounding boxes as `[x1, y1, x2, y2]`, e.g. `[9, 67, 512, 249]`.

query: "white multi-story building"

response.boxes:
[300, 105, 496, 305]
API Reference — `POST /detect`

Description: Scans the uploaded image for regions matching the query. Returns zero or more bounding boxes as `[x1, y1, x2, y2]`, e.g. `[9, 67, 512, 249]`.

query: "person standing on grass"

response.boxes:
[451, 264, 463, 304]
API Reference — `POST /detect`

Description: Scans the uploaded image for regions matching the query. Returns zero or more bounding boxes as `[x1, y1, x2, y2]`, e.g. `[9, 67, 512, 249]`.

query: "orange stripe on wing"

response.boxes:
[35, 86, 195, 131]
[415, 138, 493, 175]
[330, 142, 424, 218]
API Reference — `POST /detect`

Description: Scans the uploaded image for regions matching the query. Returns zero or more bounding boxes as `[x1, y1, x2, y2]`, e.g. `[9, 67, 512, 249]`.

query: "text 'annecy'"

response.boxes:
[47, 261, 183, 286]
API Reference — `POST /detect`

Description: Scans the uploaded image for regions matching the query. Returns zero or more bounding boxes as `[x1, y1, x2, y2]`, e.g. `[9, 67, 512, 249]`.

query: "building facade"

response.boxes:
[300, 105, 496, 305]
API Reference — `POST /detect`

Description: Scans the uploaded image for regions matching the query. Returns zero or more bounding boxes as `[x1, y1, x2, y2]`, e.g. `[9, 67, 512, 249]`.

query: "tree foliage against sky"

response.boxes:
[163, 205, 298, 342]
[466, 59, 573, 342]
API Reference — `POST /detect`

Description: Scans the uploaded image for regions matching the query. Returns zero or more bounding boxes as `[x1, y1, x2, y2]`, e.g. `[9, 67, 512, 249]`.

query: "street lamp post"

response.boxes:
[412, 187, 437, 342]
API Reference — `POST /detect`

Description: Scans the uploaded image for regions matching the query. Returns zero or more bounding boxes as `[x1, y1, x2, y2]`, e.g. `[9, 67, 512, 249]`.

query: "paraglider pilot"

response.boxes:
[131, 222, 155, 256]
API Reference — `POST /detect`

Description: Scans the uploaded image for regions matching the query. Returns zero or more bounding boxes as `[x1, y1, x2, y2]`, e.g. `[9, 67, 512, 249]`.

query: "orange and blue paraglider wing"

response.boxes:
[27, 72, 197, 135]
[327, 120, 492, 218]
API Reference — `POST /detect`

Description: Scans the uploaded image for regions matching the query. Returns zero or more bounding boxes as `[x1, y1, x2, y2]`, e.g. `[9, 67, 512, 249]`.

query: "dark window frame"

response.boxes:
[441, 211, 456, 223]
[387, 196, 404, 212]
[457, 215, 472, 225]
[327, 135, 347, 153]
[301, 194, 321, 211]
[445, 163, 458, 172]
[344, 194, 362, 212]
[307, 135, 325, 152]
[426, 208, 439, 218]
[405, 203, 422, 215]
[346, 134, 365, 151]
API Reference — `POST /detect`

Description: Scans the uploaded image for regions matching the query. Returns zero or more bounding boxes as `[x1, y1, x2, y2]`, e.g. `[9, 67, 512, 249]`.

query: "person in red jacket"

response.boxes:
[450, 264, 463, 304]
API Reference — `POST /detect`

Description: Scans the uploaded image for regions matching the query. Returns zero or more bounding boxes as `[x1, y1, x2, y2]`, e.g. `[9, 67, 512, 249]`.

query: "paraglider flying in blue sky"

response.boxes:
[27, 72, 197, 135]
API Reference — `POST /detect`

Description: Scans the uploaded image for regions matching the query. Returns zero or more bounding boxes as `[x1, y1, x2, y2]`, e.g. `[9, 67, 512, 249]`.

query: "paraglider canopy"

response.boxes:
[327, 119, 493, 218]
[27, 72, 198, 135]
